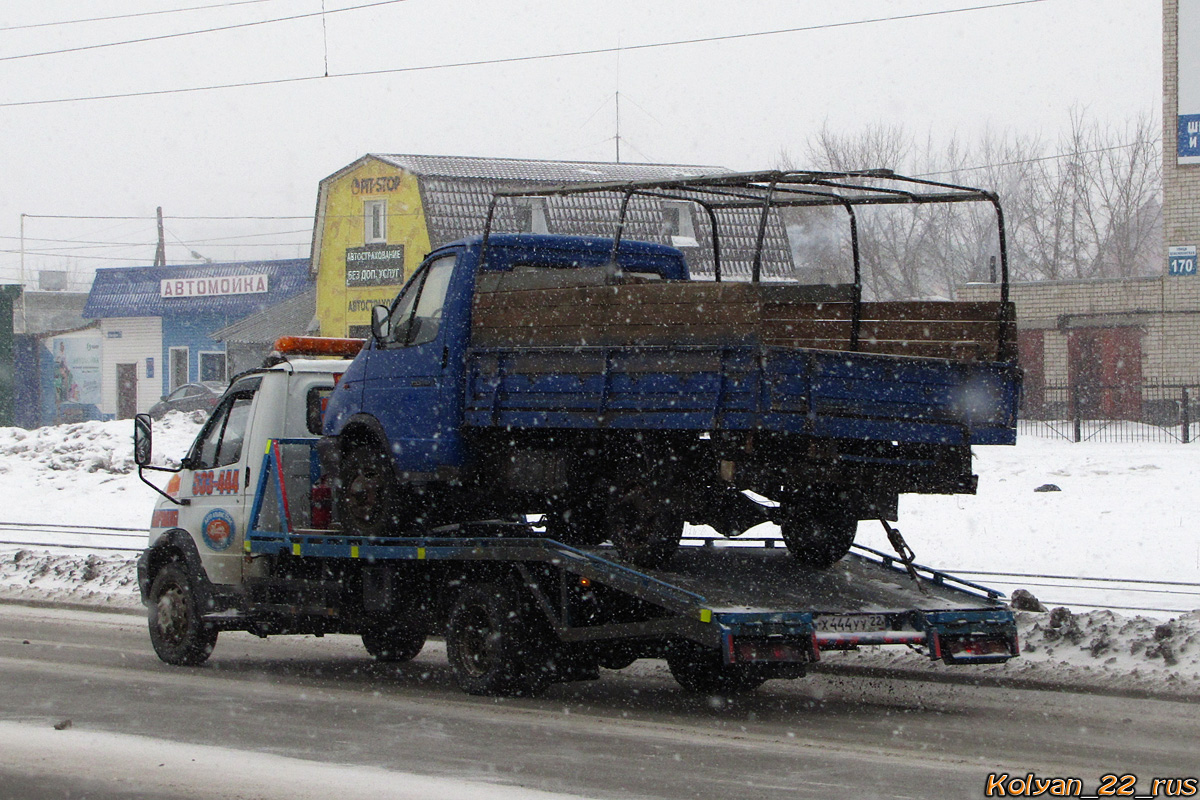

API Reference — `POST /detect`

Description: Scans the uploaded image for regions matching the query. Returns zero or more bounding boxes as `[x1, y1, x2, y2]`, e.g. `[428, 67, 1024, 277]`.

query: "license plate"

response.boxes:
[814, 614, 888, 633]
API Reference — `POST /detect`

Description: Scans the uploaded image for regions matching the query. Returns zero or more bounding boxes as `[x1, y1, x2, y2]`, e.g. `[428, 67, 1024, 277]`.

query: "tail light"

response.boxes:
[311, 483, 332, 529]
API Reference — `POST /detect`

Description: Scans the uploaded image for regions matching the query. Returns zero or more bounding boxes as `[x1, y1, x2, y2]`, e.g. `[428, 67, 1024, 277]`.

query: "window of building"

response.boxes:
[660, 201, 698, 248]
[169, 347, 189, 391]
[199, 351, 227, 384]
[513, 198, 549, 234]
[364, 199, 387, 243]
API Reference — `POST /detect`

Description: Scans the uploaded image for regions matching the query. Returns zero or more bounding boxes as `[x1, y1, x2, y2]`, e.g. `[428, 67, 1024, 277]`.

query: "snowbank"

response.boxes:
[0, 547, 141, 611]
[0, 411, 203, 528]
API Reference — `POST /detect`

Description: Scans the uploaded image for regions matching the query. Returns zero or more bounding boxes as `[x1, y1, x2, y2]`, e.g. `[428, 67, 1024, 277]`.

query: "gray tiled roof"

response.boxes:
[365, 155, 794, 279]
[210, 287, 317, 344]
[371, 154, 724, 183]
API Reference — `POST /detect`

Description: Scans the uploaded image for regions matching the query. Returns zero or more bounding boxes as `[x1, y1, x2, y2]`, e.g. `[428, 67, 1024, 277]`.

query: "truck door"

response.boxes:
[362, 254, 458, 474]
[178, 376, 261, 585]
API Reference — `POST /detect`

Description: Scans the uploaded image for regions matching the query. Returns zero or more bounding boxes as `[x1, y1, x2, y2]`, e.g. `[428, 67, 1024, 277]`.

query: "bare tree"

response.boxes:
[777, 111, 1163, 297]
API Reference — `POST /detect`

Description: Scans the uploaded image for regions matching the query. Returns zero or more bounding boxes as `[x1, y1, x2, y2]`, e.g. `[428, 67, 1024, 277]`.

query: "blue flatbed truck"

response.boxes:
[132, 169, 1022, 697]
[321, 170, 1020, 570]
[135, 405, 1018, 697]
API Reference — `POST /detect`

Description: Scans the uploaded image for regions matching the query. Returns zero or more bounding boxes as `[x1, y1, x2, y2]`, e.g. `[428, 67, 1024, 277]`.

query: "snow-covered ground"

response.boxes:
[0, 411, 204, 528]
[0, 416, 1198, 697]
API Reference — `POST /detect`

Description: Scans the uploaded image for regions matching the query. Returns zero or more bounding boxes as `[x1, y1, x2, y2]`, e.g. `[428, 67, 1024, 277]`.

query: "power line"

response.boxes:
[0, 247, 309, 262]
[0, 0, 287, 33]
[0, 0, 408, 64]
[1, 0, 1049, 108]
[20, 214, 311, 220]
[916, 139, 1161, 177]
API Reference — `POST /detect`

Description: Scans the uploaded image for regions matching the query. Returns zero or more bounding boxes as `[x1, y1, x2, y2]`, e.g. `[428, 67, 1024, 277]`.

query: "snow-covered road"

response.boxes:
[3, 603, 1197, 800]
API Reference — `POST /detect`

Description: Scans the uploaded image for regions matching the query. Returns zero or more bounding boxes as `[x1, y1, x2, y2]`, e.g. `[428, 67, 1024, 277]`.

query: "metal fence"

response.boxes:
[1018, 383, 1200, 443]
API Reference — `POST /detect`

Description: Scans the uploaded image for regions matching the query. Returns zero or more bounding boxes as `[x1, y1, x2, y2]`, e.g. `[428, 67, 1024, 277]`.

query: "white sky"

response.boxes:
[0, 0, 1163, 289]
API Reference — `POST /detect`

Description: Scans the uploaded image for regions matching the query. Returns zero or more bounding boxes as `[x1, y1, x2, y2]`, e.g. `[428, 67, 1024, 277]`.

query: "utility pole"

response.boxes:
[18, 213, 27, 332]
[154, 206, 166, 267]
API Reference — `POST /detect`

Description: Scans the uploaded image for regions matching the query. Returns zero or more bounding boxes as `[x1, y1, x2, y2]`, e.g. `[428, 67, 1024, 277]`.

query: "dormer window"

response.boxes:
[513, 198, 549, 234]
[661, 201, 698, 248]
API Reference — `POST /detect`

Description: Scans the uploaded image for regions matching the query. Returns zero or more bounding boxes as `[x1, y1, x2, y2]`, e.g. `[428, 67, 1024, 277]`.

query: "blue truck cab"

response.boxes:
[325, 234, 689, 481]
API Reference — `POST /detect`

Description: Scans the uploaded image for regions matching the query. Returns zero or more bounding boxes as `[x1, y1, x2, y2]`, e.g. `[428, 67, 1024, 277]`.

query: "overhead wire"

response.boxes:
[0, 0, 408, 64]
[0, 0, 288, 32]
[916, 139, 1162, 177]
[0, 0, 1050, 108]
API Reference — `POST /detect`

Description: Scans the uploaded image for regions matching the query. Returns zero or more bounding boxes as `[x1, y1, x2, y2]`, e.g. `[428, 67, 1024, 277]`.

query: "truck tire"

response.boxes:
[780, 504, 857, 570]
[337, 442, 402, 538]
[445, 583, 550, 697]
[147, 562, 218, 666]
[361, 625, 426, 663]
[544, 500, 607, 547]
[606, 487, 682, 570]
[666, 641, 766, 694]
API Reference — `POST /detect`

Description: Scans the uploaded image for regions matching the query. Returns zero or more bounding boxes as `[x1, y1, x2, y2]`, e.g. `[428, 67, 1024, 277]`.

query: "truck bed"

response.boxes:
[465, 343, 1020, 446]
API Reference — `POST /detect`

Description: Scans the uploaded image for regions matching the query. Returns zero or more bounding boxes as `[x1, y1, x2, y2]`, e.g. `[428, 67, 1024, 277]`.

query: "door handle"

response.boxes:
[411, 378, 434, 387]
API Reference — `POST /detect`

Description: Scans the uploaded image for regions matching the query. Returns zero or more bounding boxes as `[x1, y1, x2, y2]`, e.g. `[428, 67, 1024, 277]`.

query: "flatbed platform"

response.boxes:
[248, 515, 1018, 667]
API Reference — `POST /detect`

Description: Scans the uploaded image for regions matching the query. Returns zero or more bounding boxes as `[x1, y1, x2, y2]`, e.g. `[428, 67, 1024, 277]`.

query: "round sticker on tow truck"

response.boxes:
[202, 509, 235, 551]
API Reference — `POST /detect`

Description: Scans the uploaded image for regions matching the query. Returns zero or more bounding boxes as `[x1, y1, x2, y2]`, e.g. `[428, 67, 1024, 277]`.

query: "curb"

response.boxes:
[0, 597, 144, 617]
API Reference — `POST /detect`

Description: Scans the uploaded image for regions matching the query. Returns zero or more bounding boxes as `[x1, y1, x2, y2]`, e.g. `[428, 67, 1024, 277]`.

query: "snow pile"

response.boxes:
[0, 548, 140, 611]
[0, 412, 203, 527]
[824, 607, 1200, 698]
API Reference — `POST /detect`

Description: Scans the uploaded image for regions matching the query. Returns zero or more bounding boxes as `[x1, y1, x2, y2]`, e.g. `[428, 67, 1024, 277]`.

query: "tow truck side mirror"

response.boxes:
[370, 304, 391, 342]
[133, 412, 189, 505]
[133, 413, 153, 466]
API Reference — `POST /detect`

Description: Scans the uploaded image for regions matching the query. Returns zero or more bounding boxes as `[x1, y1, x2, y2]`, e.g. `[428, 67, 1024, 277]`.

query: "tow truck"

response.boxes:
[134, 337, 1018, 696]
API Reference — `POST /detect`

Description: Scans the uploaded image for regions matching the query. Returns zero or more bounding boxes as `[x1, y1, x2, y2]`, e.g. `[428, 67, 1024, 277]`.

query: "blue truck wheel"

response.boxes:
[780, 504, 857, 569]
[337, 442, 405, 538]
[606, 486, 682, 570]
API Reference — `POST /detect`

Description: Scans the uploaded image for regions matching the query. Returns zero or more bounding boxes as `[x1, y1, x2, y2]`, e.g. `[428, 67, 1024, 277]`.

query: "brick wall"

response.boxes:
[960, 276, 1200, 386]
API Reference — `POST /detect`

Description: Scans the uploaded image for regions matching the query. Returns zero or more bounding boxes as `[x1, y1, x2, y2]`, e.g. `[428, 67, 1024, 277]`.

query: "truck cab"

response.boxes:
[135, 354, 348, 640]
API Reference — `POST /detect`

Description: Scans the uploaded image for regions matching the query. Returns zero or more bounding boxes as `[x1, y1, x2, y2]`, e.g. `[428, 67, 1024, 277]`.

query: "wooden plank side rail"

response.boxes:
[472, 281, 1016, 364]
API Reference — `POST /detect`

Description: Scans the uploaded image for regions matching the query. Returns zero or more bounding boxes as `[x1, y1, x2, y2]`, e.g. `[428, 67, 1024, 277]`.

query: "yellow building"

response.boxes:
[309, 154, 795, 337]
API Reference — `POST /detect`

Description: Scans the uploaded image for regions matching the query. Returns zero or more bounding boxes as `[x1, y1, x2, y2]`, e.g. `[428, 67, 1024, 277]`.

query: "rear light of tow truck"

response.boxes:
[935, 632, 1018, 664]
[310, 482, 333, 529]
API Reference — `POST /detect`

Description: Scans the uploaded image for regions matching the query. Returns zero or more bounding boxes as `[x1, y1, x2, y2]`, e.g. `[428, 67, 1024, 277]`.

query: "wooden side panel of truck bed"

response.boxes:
[471, 281, 1016, 364]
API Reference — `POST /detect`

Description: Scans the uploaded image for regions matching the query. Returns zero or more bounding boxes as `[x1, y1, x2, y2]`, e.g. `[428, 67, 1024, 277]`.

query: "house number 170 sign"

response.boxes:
[1169, 245, 1197, 276]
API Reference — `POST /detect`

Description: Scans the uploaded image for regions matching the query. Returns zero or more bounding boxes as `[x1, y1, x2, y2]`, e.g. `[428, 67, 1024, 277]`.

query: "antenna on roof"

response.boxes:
[614, 34, 622, 163]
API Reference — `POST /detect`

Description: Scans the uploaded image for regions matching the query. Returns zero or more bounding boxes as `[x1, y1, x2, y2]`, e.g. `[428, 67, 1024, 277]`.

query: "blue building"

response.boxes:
[83, 260, 311, 418]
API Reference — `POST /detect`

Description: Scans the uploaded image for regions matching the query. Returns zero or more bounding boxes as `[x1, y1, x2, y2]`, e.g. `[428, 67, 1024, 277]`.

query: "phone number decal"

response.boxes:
[192, 469, 240, 496]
